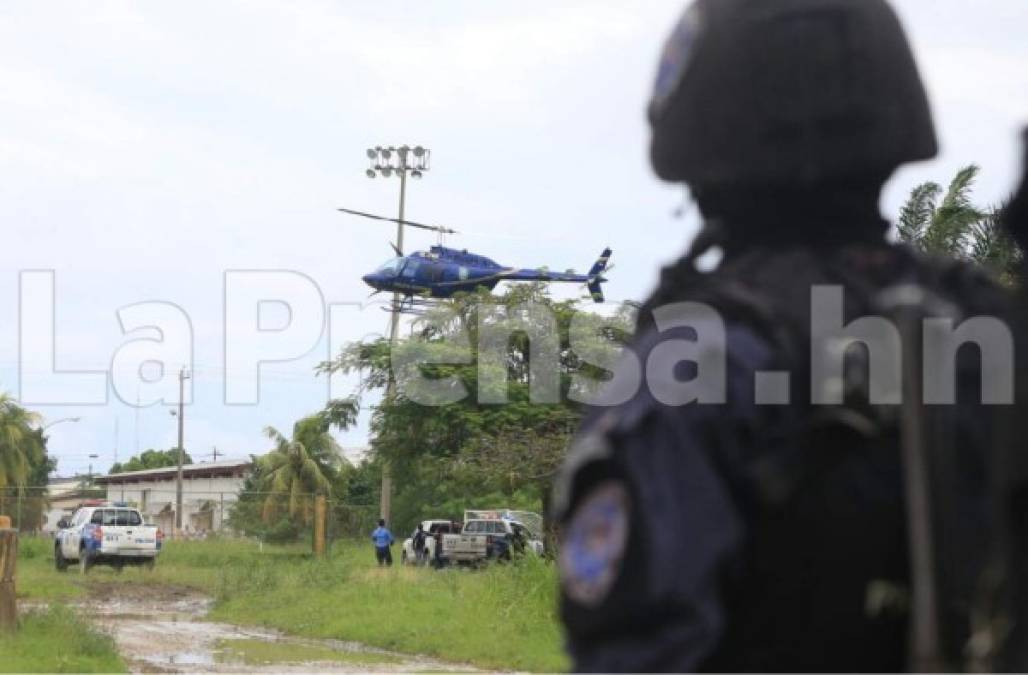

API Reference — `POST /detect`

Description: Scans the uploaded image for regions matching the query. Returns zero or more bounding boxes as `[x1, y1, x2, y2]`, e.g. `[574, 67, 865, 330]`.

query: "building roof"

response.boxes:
[95, 459, 251, 485]
[49, 488, 106, 505]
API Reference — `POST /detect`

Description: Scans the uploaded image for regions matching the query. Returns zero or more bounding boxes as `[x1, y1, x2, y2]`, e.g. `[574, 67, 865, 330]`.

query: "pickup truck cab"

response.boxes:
[401, 520, 458, 565]
[55, 504, 162, 573]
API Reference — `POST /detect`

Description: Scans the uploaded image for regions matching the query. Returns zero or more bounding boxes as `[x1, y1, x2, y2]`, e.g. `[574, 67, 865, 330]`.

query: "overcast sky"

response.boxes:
[0, 1, 1024, 477]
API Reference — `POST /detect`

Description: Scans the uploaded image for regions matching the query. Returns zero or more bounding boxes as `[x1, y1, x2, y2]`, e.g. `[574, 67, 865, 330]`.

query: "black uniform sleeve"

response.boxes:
[554, 324, 775, 672]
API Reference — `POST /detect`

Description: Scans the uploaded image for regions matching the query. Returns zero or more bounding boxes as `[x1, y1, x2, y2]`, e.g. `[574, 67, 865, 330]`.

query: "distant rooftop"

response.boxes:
[49, 475, 87, 484]
[94, 459, 251, 485]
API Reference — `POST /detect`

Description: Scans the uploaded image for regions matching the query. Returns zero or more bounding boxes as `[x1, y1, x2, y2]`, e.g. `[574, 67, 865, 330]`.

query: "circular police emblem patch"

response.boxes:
[559, 481, 629, 608]
[651, 4, 703, 116]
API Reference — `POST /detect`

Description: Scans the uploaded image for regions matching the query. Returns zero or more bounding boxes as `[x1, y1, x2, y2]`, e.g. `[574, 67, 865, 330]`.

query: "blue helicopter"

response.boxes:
[340, 207, 611, 313]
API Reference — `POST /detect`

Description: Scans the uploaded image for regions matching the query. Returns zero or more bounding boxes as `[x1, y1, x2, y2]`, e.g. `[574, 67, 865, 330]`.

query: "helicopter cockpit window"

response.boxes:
[401, 260, 420, 279]
[376, 258, 403, 277]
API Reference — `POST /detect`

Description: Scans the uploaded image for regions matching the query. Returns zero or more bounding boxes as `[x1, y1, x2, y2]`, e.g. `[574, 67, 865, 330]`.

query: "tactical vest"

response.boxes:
[637, 243, 1008, 671]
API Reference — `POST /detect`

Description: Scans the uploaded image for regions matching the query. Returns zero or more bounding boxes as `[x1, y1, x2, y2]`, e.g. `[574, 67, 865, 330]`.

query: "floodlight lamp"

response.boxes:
[411, 170, 423, 180]
[413, 146, 425, 158]
[382, 148, 392, 160]
[381, 167, 393, 177]
[366, 169, 376, 179]
[366, 148, 376, 160]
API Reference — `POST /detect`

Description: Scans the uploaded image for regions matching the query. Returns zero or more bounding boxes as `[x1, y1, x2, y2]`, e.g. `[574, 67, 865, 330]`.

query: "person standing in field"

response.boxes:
[412, 523, 427, 564]
[371, 518, 394, 566]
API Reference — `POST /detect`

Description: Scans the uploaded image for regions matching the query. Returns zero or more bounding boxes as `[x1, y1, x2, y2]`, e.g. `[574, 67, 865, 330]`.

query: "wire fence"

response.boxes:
[0, 486, 378, 543]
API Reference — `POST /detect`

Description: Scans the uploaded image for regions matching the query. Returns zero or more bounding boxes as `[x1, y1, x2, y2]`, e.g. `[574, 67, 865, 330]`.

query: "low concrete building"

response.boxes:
[94, 460, 250, 535]
[41, 476, 102, 533]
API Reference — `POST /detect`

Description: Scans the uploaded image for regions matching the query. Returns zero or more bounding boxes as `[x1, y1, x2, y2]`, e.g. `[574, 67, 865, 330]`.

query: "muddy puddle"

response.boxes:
[74, 583, 475, 673]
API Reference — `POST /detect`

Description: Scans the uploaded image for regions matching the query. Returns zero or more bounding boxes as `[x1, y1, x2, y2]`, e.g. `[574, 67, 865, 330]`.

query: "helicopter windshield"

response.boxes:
[375, 257, 404, 277]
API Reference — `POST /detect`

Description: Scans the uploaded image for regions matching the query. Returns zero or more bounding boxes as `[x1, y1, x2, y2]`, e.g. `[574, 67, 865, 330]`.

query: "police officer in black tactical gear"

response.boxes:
[553, 0, 1013, 671]
[995, 131, 1028, 672]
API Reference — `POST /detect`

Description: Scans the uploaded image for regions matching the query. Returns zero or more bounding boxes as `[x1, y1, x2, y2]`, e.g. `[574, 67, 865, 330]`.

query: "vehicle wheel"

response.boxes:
[54, 545, 68, 572]
[79, 549, 92, 574]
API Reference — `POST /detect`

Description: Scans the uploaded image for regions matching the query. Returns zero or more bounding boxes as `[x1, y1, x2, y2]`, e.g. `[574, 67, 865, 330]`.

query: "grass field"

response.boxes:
[0, 604, 125, 673]
[15, 535, 569, 672]
[4, 537, 123, 672]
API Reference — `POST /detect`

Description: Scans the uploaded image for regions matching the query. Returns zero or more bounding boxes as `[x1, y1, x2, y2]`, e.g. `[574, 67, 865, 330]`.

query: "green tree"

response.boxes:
[319, 284, 632, 530]
[228, 401, 357, 540]
[0, 393, 44, 489]
[259, 415, 345, 523]
[897, 164, 1021, 283]
[110, 448, 193, 474]
[20, 428, 57, 530]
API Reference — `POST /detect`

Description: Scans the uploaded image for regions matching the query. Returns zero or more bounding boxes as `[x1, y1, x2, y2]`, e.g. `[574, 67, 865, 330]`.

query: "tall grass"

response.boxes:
[15, 536, 569, 672]
[0, 604, 125, 673]
[164, 538, 567, 669]
[202, 539, 569, 671]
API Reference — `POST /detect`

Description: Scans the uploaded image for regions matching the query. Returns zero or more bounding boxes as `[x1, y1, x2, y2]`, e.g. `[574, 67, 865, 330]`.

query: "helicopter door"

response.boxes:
[423, 263, 444, 283]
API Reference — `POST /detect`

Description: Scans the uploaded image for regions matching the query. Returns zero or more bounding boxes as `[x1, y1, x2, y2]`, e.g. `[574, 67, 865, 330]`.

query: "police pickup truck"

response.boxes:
[401, 519, 460, 565]
[54, 503, 162, 573]
[439, 510, 544, 564]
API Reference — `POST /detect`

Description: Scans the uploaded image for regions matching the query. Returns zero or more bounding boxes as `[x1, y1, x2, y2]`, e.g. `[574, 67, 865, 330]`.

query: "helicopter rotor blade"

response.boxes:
[338, 207, 458, 235]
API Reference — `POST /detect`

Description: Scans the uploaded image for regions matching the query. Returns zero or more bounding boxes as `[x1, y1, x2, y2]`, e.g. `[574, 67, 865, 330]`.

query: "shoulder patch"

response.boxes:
[559, 480, 630, 608]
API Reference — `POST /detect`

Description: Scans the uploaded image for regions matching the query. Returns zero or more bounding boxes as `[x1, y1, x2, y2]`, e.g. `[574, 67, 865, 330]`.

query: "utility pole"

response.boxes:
[134, 391, 140, 455]
[364, 145, 430, 524]
[87, 453, 98, 490]
[174, 367, 190, 533]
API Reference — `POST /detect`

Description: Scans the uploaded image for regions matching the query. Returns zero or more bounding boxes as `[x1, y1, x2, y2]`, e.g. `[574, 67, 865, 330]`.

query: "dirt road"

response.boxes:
[78, 583, 475, 673]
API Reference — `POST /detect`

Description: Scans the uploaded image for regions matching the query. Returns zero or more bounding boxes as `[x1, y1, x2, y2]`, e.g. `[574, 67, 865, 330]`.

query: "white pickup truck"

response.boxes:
[440, 510, 545, 564]
[401, 519, 459, 565]
[55, 504, 162, 573]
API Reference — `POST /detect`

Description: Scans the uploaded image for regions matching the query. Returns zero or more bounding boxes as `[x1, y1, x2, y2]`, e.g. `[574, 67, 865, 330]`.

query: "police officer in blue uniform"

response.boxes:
[372, 518, 394, 566]
[554, 0, 1010, 671]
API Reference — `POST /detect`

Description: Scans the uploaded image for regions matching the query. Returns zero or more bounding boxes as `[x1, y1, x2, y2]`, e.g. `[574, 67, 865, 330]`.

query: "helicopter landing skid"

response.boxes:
[382, 295, 440, 315]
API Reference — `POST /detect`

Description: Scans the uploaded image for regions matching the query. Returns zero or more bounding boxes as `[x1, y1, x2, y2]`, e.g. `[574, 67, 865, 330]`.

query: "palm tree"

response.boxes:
[0, 393, 43, 489]
[259, 416, 342, 523]
[897, 164, 1021, 283]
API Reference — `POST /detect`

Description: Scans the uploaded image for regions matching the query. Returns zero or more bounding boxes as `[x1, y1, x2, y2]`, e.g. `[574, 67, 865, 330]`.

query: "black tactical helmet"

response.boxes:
[649, 0, 938, 187]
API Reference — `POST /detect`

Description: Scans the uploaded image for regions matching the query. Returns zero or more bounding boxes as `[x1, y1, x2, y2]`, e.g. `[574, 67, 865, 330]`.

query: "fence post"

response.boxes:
[313, 495, 327, 557]
[0, 521, 16, 634]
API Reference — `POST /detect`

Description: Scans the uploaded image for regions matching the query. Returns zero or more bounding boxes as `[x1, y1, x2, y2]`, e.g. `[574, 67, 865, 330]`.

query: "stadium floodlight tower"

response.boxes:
[364, 144, 431, 524]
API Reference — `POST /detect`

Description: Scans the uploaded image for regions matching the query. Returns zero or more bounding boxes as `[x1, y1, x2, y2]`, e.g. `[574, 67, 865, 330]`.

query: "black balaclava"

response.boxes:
[692, 174, 891, 259]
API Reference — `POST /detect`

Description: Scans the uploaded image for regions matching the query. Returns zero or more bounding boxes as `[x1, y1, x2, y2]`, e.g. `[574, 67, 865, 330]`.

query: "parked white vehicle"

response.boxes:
[401, 520, 459, 565]
[440, 510, 545, 564]
[54, 504, 162, 573]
